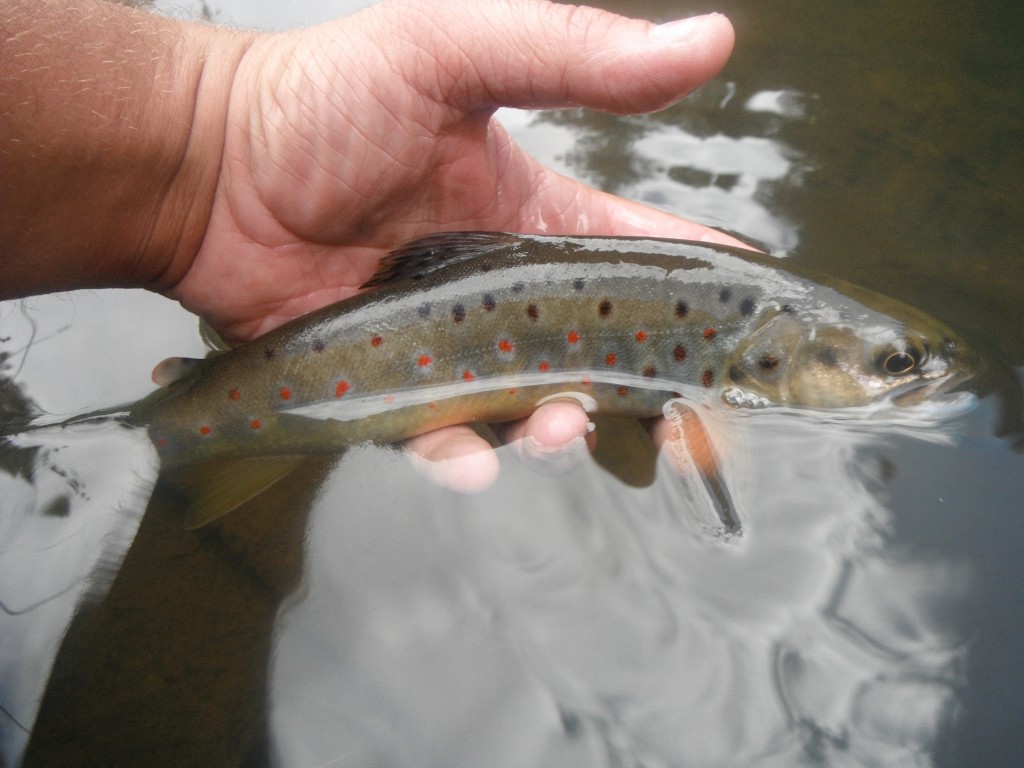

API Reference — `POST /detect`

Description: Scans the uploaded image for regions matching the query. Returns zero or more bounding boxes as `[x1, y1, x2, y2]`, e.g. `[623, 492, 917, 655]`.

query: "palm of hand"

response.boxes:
[171, 1, 736, 343]
[165, 1, 736, 487]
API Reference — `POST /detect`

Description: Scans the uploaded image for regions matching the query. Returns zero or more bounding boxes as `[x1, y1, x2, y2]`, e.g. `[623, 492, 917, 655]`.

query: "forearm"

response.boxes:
[0, 0, 252, 298]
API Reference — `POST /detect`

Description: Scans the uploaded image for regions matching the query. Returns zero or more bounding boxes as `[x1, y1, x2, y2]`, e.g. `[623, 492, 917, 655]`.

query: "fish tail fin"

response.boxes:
[0, 402, 135, 439]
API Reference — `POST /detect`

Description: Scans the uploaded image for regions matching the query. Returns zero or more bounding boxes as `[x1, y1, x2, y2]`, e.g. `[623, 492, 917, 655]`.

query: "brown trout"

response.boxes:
[128, 232, 976, 524]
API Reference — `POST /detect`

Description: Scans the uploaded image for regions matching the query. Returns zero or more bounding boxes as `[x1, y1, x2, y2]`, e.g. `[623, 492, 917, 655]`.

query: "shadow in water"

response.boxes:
[11, 441, 335, 767]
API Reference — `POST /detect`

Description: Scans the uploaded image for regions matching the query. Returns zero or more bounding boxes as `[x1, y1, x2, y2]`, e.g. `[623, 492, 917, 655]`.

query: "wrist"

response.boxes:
[0, 0, 255, 298]
[149, 24, 256, 293]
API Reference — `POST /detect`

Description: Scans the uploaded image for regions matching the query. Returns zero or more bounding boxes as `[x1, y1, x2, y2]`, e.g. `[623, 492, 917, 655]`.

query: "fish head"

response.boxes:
[725, 304, 979, 409]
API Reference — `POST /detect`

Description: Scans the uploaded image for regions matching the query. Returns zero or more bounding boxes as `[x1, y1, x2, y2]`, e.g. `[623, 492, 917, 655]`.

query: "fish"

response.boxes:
[125, 232, 976, 526]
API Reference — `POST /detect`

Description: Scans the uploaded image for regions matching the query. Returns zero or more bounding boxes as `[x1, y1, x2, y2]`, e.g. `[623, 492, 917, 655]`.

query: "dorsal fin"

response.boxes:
[360, 231, 521, 289]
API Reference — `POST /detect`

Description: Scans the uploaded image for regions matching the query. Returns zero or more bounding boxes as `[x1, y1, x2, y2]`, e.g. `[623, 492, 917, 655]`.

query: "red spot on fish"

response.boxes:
[279, 387, 293, 400]
[199, 425, 212, 436]
[643, 366, 657, 378]
[335, 380, 350, 398]
[462, 370, 475, 382]
[538, 361, 551, 372]
[384, 394, 395, 405]
[418, 354, 433, 368]
[371, 335, 383, 347]
[635, 330, 648, 343]
[702, 369, 714, 387]
[617, 387, 628, 397]
[508, 387, 518, 395]
[581, 377, 592, 386]
[250, 419, 262, 430]
[498, 339, 514, 353]
[704, 327, 717, 340]
[674, 344, 687, 362]
[428, 402, 437, 409]
[228, 388, 241, 401]
[155, 437, 169, 448]
[567, 330, 580, 344]
[605, 352, 617, 366]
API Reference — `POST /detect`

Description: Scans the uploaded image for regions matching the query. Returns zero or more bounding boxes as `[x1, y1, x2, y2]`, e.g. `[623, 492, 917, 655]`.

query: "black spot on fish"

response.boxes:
[312, 339, 326, 353]
[512, 282, 525, 293]
[643, 365, 657, 378]
[599, 299, 613, 318]
[264, 347, 275, 361]
[674, 344, 687, 362]
[451, 303, 466, 323]
[781, 304, 796, 315]
[816, 347, 838, 367]
[739, 297, 756, 316]
[418, 303, 431, 318]
[729, 364, 746, 382]
[527, 303, 539, 321]
[573, 278, 586, 291]
[675, 300, 689, 318]
[719, 288, 732, 304]
[758, 354, 780, 371]
[482, 293, 496, 311]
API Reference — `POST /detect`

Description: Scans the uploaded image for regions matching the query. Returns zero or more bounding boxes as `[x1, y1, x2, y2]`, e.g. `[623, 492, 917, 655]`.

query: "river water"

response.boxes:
[1, 1, 1022, 766]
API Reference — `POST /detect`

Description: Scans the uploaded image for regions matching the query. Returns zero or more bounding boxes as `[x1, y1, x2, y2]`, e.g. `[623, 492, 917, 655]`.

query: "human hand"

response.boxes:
[166, 0, 738, 489]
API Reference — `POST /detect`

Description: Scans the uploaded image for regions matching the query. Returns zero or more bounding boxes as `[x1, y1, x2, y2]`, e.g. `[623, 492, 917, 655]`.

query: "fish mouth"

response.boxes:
[893, 379, 949, 406]
[891, 342, 982, 406]
[891, 366, 974, 406]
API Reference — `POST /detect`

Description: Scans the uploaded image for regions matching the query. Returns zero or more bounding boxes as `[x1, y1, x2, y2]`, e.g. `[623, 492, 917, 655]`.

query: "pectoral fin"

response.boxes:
[171, 456, 307, 529]
[663, 401, 741, 537]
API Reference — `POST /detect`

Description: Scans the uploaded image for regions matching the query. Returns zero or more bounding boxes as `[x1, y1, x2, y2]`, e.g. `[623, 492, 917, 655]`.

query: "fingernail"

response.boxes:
[650, 14, 717, 43]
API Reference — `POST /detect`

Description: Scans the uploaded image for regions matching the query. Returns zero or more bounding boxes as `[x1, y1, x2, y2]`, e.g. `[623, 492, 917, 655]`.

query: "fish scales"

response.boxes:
[132, 232, 975, 469]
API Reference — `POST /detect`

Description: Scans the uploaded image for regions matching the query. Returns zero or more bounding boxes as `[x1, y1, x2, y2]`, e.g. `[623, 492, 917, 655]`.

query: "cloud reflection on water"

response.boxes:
[505, 81, 813, 255]
[270, 403, 972, 767]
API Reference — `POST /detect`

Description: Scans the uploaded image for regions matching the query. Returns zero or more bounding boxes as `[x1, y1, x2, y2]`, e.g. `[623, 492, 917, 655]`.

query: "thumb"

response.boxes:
[382, 0, 735, 115]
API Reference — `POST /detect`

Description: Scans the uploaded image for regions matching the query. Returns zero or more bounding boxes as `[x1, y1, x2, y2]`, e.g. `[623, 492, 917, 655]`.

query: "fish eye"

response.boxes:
[876, 343, 924, 376]
[883, 352, 916, 375]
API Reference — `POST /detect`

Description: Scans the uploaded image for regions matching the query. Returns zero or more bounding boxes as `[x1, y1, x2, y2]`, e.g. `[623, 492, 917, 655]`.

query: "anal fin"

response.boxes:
[169, 456, 307, 529]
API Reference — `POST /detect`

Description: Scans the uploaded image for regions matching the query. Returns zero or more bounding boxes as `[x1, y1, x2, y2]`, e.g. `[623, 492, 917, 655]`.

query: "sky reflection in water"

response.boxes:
[270, 403, 974, 767]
